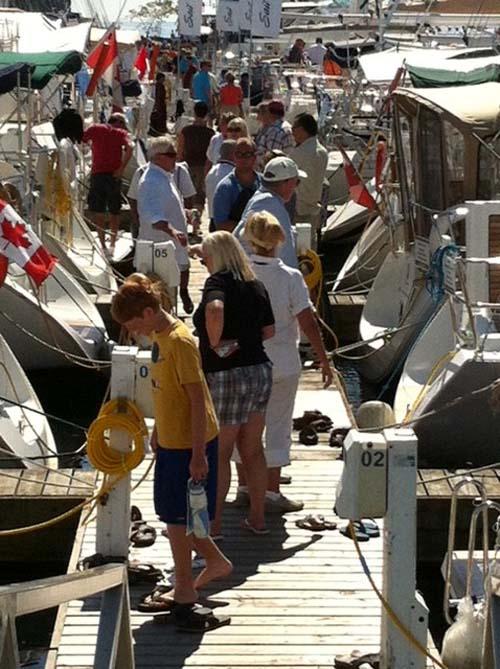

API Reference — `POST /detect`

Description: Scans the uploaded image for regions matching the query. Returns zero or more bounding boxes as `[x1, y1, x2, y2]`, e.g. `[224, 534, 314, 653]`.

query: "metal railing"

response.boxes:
[0, 563, 134, 669]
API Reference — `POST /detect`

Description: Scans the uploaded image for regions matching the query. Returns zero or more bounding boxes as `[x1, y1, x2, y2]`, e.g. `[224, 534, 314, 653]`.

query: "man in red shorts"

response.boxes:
[83, 113, 133, 253]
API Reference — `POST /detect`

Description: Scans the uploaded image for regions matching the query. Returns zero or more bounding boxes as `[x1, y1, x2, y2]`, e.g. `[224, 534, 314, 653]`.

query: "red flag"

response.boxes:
[149, 44, 161, 81]
[339, 146, 377, 210]
[134, 46, 148, 80]
[86, 28, 119, 96]
[0, 201, 56, 286]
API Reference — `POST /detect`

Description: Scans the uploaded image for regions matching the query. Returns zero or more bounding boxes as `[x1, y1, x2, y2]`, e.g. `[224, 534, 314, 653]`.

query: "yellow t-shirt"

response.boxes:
[151, 320, 219, 449]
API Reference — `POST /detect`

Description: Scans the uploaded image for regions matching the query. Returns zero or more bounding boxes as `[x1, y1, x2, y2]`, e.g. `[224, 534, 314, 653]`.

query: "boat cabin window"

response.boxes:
[443, 121, 465, 206]
[399, 113, 415, 210]
[478, 136, 500, 200]
[418, 107, 444, 234]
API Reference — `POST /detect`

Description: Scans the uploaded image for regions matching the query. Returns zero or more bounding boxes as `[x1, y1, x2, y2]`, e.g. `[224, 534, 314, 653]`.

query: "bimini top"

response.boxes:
[0, 63, 34, 95]
[0, 51, 82, 90]
[394, 82, 500, 137]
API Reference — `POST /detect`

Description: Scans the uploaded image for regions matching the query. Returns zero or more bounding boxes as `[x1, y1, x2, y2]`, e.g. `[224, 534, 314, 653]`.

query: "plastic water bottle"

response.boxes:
[187, 478, 209, 539]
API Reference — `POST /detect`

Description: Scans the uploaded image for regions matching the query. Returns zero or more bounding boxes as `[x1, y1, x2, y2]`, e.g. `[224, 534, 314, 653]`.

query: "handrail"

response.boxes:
[0, 564, 134, 669]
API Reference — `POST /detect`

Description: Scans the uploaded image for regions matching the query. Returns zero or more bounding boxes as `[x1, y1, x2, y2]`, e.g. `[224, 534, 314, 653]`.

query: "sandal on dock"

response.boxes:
[130, 505, 142, 522]
[293, 410, 331, 431]
[298, 425, 318, 446]
[295, 514, 337, 532]
[335, 651, 380, 668]
[130, 521, 157, 548]
[127, 561, 163, 585]
[154, 603, 231, 632]
[340, 520, 380, 542]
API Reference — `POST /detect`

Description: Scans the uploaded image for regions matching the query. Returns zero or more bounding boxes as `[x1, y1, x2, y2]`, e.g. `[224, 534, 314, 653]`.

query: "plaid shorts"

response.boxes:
[207, 362, 273, 426]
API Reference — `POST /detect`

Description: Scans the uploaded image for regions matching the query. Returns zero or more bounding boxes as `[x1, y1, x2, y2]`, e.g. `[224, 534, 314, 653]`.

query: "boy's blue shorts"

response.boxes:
[153, 437, 218, 525]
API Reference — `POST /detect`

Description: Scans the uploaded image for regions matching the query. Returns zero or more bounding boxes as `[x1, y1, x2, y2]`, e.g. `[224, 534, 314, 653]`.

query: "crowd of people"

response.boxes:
[80, 45, 335, 622]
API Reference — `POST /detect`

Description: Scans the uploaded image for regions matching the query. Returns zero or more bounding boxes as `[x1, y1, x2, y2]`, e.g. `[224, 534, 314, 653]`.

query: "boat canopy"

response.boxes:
[394, 82, 500, 136]
[408, 56, 500, 88]
[0, 51, 82, 90]
[0, 63, 33, 95]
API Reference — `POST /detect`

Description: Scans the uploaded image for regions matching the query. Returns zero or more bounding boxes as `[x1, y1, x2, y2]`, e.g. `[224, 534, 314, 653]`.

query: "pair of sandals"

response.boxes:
[340, 519, 380, 542]
[295, 514, 337, 532]
[293, 410, 334, 446]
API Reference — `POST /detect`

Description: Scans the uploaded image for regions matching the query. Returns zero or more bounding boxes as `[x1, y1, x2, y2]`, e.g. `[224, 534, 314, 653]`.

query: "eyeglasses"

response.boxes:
[235, 152, 256, 158]
[158, 151, 177, 157]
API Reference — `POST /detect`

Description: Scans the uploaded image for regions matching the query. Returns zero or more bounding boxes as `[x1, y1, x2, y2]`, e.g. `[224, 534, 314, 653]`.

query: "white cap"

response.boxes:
[262, 156, 307, 182]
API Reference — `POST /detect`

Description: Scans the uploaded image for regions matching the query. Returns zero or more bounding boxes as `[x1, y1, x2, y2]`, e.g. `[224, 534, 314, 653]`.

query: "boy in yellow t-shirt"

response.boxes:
[111, 274, 232, 626]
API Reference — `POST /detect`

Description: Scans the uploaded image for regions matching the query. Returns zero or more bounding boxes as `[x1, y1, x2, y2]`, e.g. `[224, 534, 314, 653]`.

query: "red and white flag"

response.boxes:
[0, 201, 56, 287]
[86, 27, 124, 111]
[339, 146, 377, 210]
[134, 46, 148, 80]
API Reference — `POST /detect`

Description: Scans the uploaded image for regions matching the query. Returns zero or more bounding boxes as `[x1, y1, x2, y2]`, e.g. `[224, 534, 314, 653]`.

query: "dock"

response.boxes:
[47, 247, 442, 668]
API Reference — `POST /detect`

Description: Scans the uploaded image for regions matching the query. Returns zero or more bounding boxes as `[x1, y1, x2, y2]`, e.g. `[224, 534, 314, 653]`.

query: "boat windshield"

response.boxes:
[478, 136, 500, 200]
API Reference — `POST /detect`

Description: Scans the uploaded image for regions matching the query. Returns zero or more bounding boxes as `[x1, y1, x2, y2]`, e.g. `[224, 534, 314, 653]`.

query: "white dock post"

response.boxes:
[96, 346, 138, 558]
[381, 428, 428, 669]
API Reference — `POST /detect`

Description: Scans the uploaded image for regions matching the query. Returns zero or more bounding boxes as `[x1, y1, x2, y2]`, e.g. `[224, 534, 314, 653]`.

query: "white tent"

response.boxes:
[0, 9, 90, 53]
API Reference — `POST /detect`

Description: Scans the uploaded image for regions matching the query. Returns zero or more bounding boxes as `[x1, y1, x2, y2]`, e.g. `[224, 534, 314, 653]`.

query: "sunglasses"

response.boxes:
[235, 151, 256, 158]
[158, 151, 177, 157]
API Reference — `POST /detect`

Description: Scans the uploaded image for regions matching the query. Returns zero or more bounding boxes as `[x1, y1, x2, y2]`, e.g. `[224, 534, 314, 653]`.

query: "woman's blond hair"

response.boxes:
[227, 117, 249, 137]
[111, 273, 163, 323]
[202, 231, 255, 281]
[244, 211, 285, 255]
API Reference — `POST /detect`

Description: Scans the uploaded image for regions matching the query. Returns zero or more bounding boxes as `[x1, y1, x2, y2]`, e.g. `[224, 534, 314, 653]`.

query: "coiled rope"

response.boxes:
[0, 400, 147, 537]
[86, 399, 147, 476]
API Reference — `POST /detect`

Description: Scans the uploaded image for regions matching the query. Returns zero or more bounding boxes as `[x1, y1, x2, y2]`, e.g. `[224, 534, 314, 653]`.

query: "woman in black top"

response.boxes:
[193, 231, 275, 536]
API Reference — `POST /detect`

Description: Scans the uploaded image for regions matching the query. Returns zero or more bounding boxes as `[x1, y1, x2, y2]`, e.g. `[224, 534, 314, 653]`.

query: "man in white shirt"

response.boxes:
[137, 137, 194, 313]
[205, 139, 236, 230]
[290, 113, 328, 246]
[205, 111, 237, 173]
[307, 37, 327, 66]
[234, 156, 306, 269]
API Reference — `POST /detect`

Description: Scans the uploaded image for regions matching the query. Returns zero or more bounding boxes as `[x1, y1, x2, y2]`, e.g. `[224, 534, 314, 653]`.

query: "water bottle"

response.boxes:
[187, 478, 209, 539]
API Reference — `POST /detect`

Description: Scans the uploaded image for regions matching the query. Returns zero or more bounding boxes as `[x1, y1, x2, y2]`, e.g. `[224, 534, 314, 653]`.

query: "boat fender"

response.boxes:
[441, 596, 484, 669]
[356, 401, 394, 429]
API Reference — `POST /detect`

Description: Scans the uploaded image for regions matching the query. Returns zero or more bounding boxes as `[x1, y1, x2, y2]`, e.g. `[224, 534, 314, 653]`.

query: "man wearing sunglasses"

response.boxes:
[137, 138, 194, 313]
[212, 138, 262, 233]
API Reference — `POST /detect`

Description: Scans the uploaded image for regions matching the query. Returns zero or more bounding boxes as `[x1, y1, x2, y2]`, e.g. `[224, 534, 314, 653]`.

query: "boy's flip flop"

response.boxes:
[340, 522, 370, 542]
[137, 585, 177, 613]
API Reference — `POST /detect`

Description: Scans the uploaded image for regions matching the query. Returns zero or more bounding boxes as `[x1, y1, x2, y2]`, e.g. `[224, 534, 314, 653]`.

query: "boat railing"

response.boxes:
[0, 563, 134, 669]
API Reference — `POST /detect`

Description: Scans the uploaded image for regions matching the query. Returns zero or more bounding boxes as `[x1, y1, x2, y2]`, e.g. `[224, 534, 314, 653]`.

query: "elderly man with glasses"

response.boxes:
[212, 138, 262, 233]
[137, 137, 194, 313]
[82, 112, 133, 254]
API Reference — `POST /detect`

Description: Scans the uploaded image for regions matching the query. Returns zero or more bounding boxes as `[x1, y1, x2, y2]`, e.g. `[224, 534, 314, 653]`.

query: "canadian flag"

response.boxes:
[339, 146, 377, 211]
[86, 27, 124, 111]
[0, 201, 56, 287]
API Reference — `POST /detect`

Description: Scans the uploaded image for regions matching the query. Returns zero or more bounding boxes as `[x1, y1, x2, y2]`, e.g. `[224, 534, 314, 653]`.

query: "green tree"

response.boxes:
[128, 0, 175, 35]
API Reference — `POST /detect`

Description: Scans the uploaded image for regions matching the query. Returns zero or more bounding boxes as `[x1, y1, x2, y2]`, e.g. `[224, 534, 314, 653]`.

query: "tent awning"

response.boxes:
[0, 51, 82, 89]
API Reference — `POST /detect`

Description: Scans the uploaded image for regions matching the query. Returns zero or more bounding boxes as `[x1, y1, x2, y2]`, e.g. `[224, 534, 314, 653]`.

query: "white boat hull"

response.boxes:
[357, 250, 438, 383]
[331, 215, 389, 293]
[0, 264, 109, 370]
[0, 333, 57, 468]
